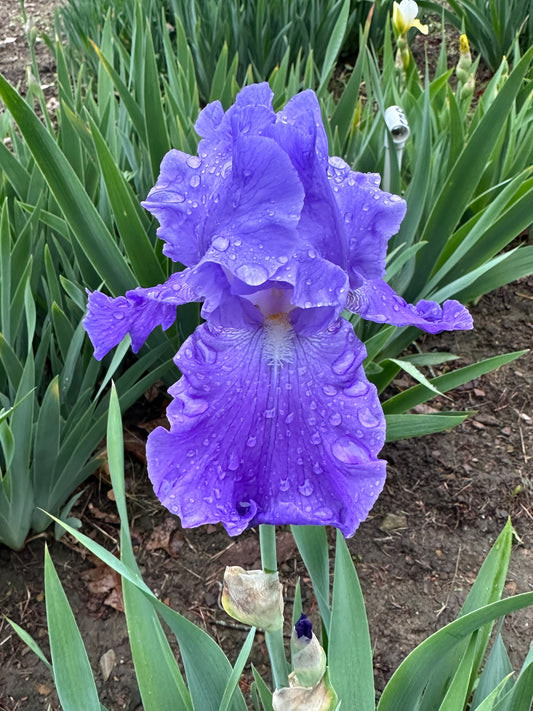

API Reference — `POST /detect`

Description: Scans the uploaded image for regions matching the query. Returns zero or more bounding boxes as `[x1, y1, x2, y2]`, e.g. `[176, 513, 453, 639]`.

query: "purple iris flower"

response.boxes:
[84, 84, 472, 537]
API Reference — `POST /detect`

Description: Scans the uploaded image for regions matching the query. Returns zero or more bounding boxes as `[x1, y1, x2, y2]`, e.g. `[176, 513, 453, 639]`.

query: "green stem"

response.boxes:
[259, 524, 289, 689]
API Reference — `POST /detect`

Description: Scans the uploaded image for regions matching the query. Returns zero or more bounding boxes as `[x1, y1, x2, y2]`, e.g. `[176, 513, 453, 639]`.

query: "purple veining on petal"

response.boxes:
[347, 278, 473, 332]
[332, 166, 407, 283]
[84, 82, 474, 537]
[147, 318, 386, 537]
[84, 271, 199, 359]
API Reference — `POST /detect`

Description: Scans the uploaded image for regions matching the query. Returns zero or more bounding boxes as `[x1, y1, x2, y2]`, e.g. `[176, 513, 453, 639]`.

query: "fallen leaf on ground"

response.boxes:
[146, 518, 185, 557]
[82, 561, 124, 612]
[99, 648, 116, 682]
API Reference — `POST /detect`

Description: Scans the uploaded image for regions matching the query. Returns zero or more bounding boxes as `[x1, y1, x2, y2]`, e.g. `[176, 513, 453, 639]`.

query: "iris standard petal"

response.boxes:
[195, 83, 276, 158]
[267, 93, 347, 268]
[348, 278, 474, 332]
[84, 271, 200, 359]
[202, 134, 305, 286]
[330, 166, 407, 283]
[147, 318, 386, 537]
[141, 148, 219, 266]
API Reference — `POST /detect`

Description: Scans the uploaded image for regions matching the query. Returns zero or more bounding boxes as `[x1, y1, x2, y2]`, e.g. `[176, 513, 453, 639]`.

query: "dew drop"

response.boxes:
[332, 437, 366, 464]
[246, 435, 257, 448]
[186, 156, 202, 169]
[285, 412, 295, 424]
[332, 350, 356, 375]
[329, 412, 342, 426]
[113, 311, 124, 320]
[322, 384, 337, 396]
[189, 174, 200, 188]
[228, 451, 240, 471]
[236, 263, 269, 286]
[279, 478, 290, 491]
[265, 408, 275, 419]
[310, 432, 321, 445]
[358, 407, 380, 428]
[182, 396, 209, 417]
[298, 479, 314, 496]
[344, 381, 368, 397]
[212, 235, 229, 251]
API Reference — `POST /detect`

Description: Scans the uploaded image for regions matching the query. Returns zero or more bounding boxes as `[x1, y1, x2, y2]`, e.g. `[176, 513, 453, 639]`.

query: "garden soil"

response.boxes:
[1, 2, 532, 710]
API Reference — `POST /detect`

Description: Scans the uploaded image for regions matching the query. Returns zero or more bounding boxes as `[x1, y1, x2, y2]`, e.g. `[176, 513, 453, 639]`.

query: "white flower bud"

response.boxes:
[290, 615, 327, 688]
[222, 566, 283, 631]
[272, 674, 338, 711]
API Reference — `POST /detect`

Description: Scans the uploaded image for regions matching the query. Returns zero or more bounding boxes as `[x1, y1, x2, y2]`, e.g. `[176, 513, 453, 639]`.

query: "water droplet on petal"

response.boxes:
[182, 397, 209, 417]
[311, 432, 321, 445]
[285, 412, 295, 424]
[332, 349, 357, 375]
[190, 174, 200, 187]
[211, 235, 229, 252]
[246, 436, 257, 448]
[264, 408, 275, 419]
[298, 479, 314, 496]
[113, 311, 124, 320]
[228, 451, 240, 471]
[358, 407, 381, 428]
[279, 478, 290, 491]
[344, 381, 368, 397]
[186, 156, 202, 168]
[329, 412, 342, 426]
[236, 263, 269, 286]
[322, 384, 337, 396]
[332, 437, 366, 464]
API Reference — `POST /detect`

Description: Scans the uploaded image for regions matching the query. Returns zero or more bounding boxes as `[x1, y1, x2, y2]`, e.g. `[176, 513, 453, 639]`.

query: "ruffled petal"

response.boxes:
[196, 83, 276, 159]
[348, 278, 473, 333]
[141, 149, 219, 266]
[83, 271, 200, 359]
[147, 319, 386, 537]
[267, 94, 347, 268]
[202, 134, 305, 285]
[329, 166, 406, 283]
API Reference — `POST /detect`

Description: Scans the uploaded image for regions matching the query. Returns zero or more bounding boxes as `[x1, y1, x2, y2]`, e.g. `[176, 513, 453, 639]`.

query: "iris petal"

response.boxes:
[84, 271, 200, 359]
[141, 149, 218, 266]
[348, 278, 473, 332]
[330, 165, 407, 282]
[203, 134, 305, 285]
[147, 318, 386, 537]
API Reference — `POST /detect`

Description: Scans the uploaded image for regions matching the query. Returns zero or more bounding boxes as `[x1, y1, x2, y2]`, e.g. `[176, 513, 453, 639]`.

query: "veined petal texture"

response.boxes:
[147, 319, 386, 537]
[348, 278, 473, 332]
[84, 82, 473, 535]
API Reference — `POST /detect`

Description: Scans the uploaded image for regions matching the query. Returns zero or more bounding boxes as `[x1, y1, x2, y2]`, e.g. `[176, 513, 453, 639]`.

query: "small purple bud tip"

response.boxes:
[295, 613, 313, 639]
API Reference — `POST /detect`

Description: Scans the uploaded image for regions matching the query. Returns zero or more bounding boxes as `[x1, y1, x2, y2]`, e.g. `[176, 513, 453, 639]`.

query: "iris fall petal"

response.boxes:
[147, 318, 386, 537]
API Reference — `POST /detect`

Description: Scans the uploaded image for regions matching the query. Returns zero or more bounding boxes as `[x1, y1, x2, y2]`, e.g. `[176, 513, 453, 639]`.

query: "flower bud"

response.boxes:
[272, 673, 338, 711]
[290, 615, 327, 688]
[456, 34, 473, 84]
[222, 566, 283, 631]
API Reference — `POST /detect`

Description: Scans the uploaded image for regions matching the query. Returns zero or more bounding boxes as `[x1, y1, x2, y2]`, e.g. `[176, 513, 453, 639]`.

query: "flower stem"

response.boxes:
[259, 524, 289, 689]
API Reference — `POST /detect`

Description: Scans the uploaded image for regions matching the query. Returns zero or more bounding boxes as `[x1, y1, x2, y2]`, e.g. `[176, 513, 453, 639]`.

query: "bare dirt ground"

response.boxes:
[0, 2, 532, 710]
